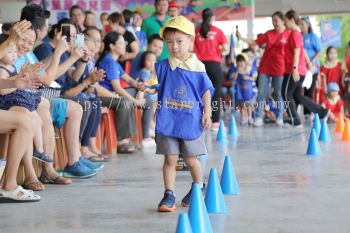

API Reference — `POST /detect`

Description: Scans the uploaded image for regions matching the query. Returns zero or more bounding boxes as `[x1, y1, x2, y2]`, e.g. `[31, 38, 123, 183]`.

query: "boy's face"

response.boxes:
[148, 39, 164, 58]
[329, 90, 338, 98]
[164, 30, 193, 60]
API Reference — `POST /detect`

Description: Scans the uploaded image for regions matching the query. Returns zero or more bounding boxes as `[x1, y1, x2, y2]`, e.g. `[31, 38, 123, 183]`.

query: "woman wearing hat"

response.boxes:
[300, 16, 322, 118]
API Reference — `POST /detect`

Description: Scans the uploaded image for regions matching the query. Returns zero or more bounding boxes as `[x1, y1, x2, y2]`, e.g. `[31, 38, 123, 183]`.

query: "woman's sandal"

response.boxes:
[117, 142, 136, 153]
[23, 181, 45, 191]
[39, 172, 72, 185]
[87, 154, 111, 162]
[0, 186, 40, 202]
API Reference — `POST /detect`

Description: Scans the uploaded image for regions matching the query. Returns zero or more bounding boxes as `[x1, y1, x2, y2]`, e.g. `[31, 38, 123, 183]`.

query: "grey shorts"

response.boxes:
[155, 133, 206, 156]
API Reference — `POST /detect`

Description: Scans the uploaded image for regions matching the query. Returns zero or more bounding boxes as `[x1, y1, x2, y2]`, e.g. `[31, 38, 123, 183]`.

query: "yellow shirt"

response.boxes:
[168, 53, 206, 73]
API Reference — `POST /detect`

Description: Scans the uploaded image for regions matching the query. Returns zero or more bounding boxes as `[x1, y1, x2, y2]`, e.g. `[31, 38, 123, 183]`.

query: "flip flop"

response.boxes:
[117, 142, 136, 153]
[87, 154, 111, 162]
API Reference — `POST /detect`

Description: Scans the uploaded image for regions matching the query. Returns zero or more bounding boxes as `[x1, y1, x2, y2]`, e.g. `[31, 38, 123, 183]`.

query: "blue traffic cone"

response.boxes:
[188, 183, 213, 233]
[313, 114, 321, 136]
[319, 118, 331, 142]
[205, 168, 227, 214]
[216, 120, 228, 141]
[220, 155, 239, 195]
[228, 115, 239, 137]
[176, 213, 193, 233]
[306, 129, 321, 156]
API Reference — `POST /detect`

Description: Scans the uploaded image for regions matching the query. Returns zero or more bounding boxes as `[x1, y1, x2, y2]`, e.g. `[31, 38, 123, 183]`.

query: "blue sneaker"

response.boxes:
[79, 156, 104, 171]
[157, 189, 176, 212]
[181, 183, 206, 207]
[63, 161, 96, 178]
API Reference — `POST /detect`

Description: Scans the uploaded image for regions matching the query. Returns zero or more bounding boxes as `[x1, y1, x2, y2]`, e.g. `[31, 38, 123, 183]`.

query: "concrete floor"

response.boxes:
[1, 122, 350, 233]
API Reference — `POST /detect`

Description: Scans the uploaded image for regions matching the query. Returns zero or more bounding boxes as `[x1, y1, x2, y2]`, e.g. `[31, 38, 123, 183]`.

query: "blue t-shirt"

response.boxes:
[97, 53, 125, 92]
[130, 52, 143, 79]
[155, 60, 214, 140]
[34, 42, 71, 87]
[303, 32, 321, 74]
[235, 68, 256, 101]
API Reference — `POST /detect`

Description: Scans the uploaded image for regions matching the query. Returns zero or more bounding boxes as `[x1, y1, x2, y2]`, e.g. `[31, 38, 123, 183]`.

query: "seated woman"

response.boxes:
[18, 19, 101, 179]
[62, 35, 108, 162]
[96, 31, 145, 153]
[0, 20, 42, 201]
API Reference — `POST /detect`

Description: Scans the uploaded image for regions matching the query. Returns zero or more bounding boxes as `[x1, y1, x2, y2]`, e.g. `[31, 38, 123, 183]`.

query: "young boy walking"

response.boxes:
[155, 16, 214, 212]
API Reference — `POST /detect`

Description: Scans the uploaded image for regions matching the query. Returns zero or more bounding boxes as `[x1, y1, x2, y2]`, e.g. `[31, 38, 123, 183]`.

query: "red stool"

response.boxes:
[99, 107, 117, 155]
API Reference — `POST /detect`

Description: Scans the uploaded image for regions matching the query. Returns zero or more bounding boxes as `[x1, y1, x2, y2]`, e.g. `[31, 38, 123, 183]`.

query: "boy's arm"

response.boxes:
[202, 89, 212, 129]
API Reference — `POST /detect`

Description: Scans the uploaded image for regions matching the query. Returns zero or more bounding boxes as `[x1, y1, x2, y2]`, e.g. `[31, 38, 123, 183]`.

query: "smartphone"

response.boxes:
[74, 34, 84, 48]
[61, 24, 71, 42]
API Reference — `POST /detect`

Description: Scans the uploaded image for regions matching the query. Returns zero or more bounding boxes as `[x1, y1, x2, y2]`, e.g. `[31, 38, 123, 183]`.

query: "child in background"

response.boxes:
[343, 41, 350, 115]
[320, 46, 344, 103]
[155, 16, 214, 212]
[322, 82, 344, 123]
[136, 51, 158, 147]
[221, 54, 237, 111]
[234, 54, 257, 125]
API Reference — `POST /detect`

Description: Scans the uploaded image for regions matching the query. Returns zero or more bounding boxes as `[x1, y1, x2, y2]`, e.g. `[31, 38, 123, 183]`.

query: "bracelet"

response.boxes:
[80, 58, 88, 63]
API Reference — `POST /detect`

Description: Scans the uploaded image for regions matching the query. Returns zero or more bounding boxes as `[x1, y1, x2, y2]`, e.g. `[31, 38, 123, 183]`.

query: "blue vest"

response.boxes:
[155, 60, 214, 140]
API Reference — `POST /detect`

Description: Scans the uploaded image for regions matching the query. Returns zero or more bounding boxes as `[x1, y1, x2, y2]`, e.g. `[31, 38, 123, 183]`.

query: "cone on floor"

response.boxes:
[228, 115, 239, 138]
[176, 213, 193, 233]
[319, 118, 331, 142]
[342, 118, 350, 141]
[336, 114, 345, 133]
[306, 129, 321, 156]
[188, 183, 213, 233]
[205, 168, 227, 214]
[313, 114, 321, 136]
[220, 155, 239, 195]
[216, 120, 228, 141]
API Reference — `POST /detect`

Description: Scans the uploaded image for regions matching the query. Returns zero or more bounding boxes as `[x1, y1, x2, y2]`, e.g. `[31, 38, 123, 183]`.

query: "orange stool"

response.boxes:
[98, 107, 117, 155]
[133, 108, 143, 146]
[53, 126, 69, 171]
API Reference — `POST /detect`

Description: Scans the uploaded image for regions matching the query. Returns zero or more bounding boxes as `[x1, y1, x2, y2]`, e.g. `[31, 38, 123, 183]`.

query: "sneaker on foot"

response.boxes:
[157, 189, 176, 212]
[276, 118, 284, 127]
[142, 138, 156, 147]
[79, 156, 104, 171]
[63, 161, 96, 178]
[211, 122, 220, 131]
[181, 183, 206, 207]
[253, 118, 263, 127]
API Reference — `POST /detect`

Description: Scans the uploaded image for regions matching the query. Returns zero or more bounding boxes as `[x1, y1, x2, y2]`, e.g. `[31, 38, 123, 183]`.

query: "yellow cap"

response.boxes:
[160, 16, 195, 39]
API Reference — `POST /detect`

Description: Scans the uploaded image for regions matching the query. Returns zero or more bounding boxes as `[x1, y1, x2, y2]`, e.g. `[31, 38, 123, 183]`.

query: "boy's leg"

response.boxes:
[183, 155, 203, 185]
[181, 155, 205, 207]
[158, 154, 178, 212]
[163, 155, 178, 191]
